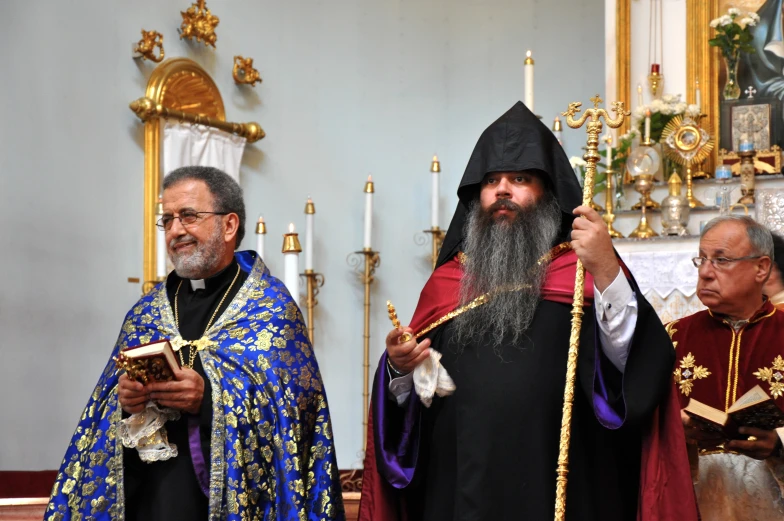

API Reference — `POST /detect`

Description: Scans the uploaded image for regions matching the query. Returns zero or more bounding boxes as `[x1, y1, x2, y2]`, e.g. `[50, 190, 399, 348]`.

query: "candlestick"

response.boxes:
[282, 223, 302, 305]
[552, 117, 563, 146]
[430, 155, 440, 229]
[364, 175, 374, 249]
[524, 50, 535, 113]
[637, 84, 643, 108]
[643, 109, 652, 146]
[255, 215, 266, 259]
[695, 80, 702, 114]
[155, 197, 167, 280]
[347, 248, 381, 453]
[305, 197, 315, 270]
[301, 269, 325, 345]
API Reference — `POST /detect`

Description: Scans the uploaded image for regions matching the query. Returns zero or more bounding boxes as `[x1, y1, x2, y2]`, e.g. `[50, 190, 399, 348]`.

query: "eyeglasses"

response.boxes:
[156, 211, 228, 231]
[691, 255, 763, 269]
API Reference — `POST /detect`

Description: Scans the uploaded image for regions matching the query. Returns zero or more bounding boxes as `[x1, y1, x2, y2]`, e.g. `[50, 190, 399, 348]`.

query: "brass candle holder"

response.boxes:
[347, 248, 381, 453]
[738, 148, 757, 204]
[559, 95, 628, 521]
[603, 168, 623, 238]
[300, 270, 325, 345]
[415, 227, 446, 270]
[629, 174, 659, 238]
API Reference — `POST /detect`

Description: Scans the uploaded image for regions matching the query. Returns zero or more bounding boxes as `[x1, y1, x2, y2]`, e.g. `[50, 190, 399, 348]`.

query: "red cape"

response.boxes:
[359, 249, 697, 521]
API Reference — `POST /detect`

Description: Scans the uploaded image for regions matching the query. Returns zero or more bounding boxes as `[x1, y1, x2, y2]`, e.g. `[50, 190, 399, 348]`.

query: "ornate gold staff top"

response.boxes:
[556, 95, 628, 521]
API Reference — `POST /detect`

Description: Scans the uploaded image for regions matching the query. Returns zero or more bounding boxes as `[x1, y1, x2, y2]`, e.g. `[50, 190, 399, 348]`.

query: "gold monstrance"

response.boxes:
[557, 96, 628, 521]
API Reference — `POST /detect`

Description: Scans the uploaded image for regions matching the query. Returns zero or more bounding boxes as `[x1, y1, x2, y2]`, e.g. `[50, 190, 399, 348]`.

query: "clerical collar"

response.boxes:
[179, 258, 239, 294]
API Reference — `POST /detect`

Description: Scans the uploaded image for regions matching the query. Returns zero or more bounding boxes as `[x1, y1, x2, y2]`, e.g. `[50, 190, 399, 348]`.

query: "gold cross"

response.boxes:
[590, 94, 603, 108]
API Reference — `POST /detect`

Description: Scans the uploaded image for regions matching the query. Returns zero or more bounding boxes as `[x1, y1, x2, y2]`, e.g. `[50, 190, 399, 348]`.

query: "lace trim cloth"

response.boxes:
[693, 452, 784, 520]
[413, 350, 456, 407]
[618, 250, 698, 298]
[117, 400, 181, 462]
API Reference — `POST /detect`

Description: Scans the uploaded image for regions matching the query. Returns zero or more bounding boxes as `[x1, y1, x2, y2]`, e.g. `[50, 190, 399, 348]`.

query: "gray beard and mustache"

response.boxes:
[452, 194, 562, 349]
[169, 224, 226, 279]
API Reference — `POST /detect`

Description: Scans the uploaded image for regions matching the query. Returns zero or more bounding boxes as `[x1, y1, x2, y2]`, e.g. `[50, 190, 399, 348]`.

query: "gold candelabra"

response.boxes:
[347, 248, 381, 452]
[300, 270, 325, 345]
[738, 148, 757, 204]
[416, 228, 446, 270]
[559, 95, 628, 521]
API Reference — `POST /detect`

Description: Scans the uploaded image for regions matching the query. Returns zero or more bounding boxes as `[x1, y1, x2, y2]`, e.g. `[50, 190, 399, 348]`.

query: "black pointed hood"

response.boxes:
[437, 101, 581, 267]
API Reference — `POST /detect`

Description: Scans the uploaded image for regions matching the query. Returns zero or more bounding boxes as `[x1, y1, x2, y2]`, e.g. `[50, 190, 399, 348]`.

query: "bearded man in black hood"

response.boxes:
[358, 102, 697, 521]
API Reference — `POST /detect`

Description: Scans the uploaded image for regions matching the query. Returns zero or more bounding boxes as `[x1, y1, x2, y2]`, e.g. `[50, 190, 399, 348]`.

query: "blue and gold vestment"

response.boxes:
[46, 251, 344, 520]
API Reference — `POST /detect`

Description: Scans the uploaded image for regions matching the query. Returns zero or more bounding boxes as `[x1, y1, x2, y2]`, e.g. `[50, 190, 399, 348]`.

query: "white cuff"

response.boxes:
[389, 372, 414, 406]
[594, 269, 634, 322]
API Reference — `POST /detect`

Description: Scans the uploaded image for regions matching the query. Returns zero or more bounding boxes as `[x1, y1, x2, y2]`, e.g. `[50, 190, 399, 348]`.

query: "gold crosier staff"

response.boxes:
[555, 95, 628, 521]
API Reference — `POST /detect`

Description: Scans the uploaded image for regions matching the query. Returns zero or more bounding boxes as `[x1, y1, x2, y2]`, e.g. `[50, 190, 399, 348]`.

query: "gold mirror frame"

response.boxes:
[615, 0, 720, 168]
[130, 58, 263, 290]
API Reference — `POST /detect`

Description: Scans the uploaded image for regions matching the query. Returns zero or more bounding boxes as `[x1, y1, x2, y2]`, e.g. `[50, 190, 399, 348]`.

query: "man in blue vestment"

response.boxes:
[46, 166, 344, 521]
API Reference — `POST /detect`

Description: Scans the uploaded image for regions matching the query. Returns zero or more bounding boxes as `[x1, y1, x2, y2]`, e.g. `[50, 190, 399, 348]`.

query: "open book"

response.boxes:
[684, 385, 784, 441]
[114, 340, 179, 384]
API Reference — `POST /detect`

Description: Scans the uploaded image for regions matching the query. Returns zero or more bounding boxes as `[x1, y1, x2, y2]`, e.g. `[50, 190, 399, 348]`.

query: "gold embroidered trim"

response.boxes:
[674, 352, 711, 396]
[414, 242, 573, 339]
[753, 355, 784, 399]
[665, 320, 680, 350]
[725, 329, 738, 411]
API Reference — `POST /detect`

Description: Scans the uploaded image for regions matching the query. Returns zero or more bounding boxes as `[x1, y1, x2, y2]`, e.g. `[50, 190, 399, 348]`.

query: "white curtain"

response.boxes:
[162, 120, 247, 181]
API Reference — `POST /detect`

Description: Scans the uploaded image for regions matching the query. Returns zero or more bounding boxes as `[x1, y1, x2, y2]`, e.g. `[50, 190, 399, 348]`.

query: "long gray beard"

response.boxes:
[453, 194, 562, 350]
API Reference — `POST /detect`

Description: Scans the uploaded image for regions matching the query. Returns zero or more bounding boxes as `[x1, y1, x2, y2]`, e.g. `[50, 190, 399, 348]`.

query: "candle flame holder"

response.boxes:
[347, 248, 381, 453]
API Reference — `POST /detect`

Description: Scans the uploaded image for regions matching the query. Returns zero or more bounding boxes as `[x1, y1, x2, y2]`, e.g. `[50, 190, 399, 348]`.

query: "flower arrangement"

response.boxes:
[709, 7, 759, 99]
[632, 94, 700, 144]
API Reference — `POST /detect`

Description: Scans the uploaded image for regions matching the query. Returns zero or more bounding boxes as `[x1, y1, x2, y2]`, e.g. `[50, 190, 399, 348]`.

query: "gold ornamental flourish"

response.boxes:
[179, 0, 219, 48]
[129, 96, 265, 143]
[134, 30, 165, 63]
[233, 56, 262, 87]
[556, 96, 629, 521]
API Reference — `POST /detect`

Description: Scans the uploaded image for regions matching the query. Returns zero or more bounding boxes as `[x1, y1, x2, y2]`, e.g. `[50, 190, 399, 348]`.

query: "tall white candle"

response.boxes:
[430, 155, 440, 228]
[255, 215, 266, 259]
[606, 135, 614, 168]
[637, 84, 643, 107]
[524, 50, 535, 112]
[363, 175, 374, 249]
[644, 109, 652, 142]
[695, 80, 702, 114]
[156, 198, 167, 279]
[282, 223, 301, 305]
[305, 197, 315, 270]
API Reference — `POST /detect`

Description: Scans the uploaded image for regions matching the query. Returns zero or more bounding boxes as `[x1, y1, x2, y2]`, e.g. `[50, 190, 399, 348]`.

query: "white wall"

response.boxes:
[0, 0, 603, 470]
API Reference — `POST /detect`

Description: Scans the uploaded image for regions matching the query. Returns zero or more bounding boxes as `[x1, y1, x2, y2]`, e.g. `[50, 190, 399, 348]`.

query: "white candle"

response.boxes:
[637, 84, 643, 107]
[305, 197, 315, 270]
[607, 137, 613, 168]
[644, 109, 651, 142]
[255, 215, 266, 259]
[524, 50, 535, 112]
[695, 80, 702, 114]
[156, 198, 167, 279]
[430, 155, 440, 229]
[282, 223, 301, 305]
[363, 175, 374, 249]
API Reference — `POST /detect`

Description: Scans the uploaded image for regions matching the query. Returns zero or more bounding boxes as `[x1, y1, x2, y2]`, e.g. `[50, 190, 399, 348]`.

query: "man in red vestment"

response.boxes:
[359, 102, 696, 521]
[672, 215, 784, 520]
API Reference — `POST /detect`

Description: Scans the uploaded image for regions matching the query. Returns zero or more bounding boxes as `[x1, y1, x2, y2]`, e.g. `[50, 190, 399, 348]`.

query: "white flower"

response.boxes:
[569, 156, 587, 169]
[650, 99, 665, 113]
[728, 7, 741, 16]
[739, 17, 756, 27]
[710, 17, 721, 28]
[720, 14, 733, 26]
[633, 105, 646, 119]
[674, 102, 687, 114]
[685, 104, 701, 118]
[750, 13, 761, 23]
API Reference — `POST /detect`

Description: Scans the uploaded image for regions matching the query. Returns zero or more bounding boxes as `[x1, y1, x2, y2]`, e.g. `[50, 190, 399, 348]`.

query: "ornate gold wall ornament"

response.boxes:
[179, 0, 219, 48]
[717, 145, 781, 175]
[130, 58, 265, 291]
[133, 29, 165, 63]
[233, 56, 262, 87]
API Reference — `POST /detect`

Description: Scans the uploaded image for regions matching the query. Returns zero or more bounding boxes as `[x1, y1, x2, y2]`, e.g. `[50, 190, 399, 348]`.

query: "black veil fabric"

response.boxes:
[436, 101, 582, 267]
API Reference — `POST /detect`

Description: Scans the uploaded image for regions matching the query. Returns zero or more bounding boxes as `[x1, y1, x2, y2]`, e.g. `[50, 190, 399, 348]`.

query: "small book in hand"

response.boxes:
[114, 340, 180, 384]
[684, 385, 784, 442]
